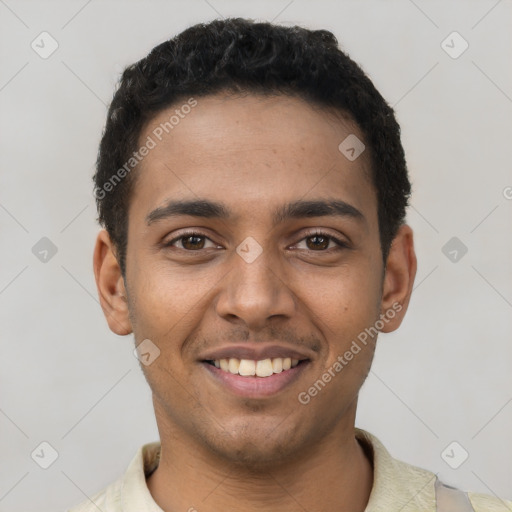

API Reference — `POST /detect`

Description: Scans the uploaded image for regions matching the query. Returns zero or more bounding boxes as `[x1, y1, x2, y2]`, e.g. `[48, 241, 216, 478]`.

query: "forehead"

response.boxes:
[131, 93, 376, 225]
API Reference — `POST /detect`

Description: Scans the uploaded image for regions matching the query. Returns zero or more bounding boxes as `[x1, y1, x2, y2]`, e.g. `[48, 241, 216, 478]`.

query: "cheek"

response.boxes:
[300, 266, 381, 387]
[299, 280, 380, 411]
[128, 267, 204, 399]
[305, 263, 381, 328]
[129, 258, 208, 334]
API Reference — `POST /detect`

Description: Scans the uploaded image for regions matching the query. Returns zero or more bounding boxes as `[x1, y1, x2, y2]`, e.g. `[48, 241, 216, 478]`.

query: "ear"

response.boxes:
[93, 229, 132, 335]
[379, 224, 417, 333]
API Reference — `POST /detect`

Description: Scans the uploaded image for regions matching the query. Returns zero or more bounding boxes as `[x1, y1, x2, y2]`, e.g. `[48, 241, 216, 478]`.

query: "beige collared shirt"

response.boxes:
[67, 428, 511, 511]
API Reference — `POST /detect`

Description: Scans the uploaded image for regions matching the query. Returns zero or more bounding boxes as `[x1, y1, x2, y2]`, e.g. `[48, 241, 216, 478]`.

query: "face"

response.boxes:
[94, 93, 416, 468]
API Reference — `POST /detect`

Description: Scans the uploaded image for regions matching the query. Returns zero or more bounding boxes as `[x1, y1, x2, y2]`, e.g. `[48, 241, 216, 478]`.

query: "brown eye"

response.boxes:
[181, 235, 206, 250]
[165, 232, 217, 251]
[295, 231, 347, 252]
[306, 234, 330, 250]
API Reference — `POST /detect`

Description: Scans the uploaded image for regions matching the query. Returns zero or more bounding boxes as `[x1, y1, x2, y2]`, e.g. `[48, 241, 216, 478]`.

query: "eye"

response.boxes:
[164, 231, 218, 251]
[163, 229, 348, 253]
[294, 230, 348, 251]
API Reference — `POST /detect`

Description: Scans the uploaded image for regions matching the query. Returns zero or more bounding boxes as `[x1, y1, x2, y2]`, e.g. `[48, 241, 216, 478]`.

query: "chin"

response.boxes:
[199, 420, 305, 470]
[214, 440, 296, 471]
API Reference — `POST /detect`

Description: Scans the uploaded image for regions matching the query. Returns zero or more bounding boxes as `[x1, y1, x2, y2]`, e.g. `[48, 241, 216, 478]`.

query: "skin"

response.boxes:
[94, 93, 417, 512]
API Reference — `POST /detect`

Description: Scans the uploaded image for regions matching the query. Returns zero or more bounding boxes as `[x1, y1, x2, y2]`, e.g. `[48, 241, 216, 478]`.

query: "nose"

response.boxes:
[215, 241, 296, 331]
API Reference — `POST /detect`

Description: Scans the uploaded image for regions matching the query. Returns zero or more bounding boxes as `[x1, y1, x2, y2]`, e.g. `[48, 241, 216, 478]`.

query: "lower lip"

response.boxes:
[201, 361, 310, 398]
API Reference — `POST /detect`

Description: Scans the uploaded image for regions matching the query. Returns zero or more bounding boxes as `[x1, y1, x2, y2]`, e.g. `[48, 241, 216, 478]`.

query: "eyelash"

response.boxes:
[164, 229, 348, 252]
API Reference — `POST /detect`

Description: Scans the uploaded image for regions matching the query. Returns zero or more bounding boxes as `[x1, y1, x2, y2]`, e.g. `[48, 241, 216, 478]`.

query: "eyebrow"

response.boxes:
[146, 198, 365, 226]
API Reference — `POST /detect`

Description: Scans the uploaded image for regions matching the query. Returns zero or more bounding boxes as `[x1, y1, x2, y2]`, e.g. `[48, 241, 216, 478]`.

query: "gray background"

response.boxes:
[0, 1, 511, 511]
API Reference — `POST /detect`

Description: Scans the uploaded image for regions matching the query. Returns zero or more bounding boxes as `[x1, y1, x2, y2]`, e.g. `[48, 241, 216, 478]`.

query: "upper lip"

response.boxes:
[199, 344, 314, 362]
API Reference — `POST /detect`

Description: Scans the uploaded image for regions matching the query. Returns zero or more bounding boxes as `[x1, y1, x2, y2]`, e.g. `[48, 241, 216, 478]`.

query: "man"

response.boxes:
[69, 17, 511, 512]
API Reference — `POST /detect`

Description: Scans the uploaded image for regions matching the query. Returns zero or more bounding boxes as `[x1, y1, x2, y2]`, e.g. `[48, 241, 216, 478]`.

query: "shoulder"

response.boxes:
[66, 475, 122, 512]
[468, 491, 512, 512]
[65, 441, 161, 512]
[355, 428, 512, 511]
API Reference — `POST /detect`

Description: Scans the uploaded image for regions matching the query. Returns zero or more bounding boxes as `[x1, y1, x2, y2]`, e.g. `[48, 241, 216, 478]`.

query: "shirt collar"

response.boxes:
[120, 441, 164, 512]
[355, 428, 436, 512]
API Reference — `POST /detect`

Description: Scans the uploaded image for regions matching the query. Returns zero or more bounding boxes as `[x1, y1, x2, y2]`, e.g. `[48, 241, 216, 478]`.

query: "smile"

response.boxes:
[206, 357, 302, 377]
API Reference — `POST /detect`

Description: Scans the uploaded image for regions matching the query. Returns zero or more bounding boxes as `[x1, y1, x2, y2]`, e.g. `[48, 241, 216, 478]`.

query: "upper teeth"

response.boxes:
[213, 357, 300, 377]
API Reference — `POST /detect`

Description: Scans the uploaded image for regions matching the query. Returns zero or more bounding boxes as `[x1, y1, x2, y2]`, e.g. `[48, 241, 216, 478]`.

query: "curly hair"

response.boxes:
[94, 17, 411, 275]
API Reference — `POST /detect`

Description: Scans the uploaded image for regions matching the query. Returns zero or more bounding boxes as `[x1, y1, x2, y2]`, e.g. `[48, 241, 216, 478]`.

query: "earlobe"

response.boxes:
[93, 230, 133, 336]
[379, 224, 417, 333]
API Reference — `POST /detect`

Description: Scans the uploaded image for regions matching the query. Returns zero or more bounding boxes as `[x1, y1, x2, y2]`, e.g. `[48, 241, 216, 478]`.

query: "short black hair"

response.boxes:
[94, 17, 411, 275]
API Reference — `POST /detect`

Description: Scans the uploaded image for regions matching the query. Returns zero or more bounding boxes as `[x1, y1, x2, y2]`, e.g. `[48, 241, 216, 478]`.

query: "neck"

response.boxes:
[146, 406, 373, 512]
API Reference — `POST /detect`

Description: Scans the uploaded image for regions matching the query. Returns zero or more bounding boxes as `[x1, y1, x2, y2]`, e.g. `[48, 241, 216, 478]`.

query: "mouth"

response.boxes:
[201, 356, 311, 398]
[199, 343, 315, 398]
[204, 357, 305, 377]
